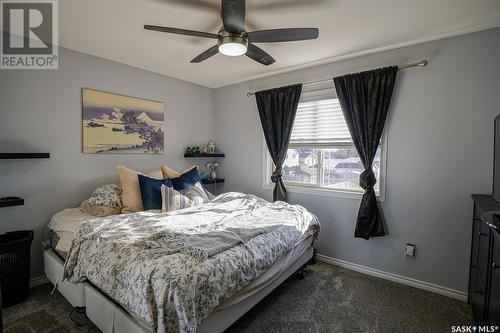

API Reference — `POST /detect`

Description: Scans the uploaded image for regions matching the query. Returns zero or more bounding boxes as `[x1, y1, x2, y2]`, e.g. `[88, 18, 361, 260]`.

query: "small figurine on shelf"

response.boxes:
[208, 140, 215, 154]
[185, 146, 192, 156]
[201, 146, 209, 154]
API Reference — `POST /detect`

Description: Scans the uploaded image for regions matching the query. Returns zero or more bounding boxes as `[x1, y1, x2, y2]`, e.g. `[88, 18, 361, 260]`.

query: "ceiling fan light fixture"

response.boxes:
[219, 42, 247, 56]
[218, 32, 248, 57]
[144, 0, 320, 65]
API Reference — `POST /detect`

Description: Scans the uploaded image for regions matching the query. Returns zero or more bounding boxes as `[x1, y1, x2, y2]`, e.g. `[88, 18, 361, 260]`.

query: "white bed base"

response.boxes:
[43, 240, 313, 333]
[44, 250, 86, 307]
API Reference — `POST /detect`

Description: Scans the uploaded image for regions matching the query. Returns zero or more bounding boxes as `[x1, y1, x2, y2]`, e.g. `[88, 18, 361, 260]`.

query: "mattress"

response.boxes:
[49, 207, 96, 233]
[48, 208, 98, 258]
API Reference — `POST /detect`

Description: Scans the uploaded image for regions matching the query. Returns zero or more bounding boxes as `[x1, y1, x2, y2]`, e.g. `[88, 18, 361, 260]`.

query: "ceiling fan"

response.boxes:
[144, 0, 319, 66]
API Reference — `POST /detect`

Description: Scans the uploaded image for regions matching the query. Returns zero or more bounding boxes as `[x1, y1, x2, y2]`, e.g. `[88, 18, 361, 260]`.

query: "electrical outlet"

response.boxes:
[405, 243, 416, 258]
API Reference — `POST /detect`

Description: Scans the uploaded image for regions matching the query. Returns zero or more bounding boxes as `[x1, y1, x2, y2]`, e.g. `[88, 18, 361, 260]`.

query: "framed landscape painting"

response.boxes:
[82, 88, 164, 154]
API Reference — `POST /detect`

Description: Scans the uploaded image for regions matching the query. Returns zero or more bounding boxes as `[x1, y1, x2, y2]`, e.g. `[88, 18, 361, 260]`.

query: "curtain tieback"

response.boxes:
[359, 168, 376, 190]
[271, 167, 283, 183]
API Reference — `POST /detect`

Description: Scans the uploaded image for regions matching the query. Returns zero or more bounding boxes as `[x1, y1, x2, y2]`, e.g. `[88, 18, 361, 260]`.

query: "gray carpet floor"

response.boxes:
[2, 262, 472, 333]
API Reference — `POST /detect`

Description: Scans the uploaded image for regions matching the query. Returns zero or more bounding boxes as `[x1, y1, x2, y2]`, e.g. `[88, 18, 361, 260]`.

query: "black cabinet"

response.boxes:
[469, 194, 500, 325]
[488, 222, 500, 326]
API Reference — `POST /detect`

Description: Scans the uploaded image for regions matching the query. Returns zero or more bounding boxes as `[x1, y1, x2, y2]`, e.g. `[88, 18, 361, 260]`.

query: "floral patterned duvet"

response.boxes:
[63, 192, 320, 333]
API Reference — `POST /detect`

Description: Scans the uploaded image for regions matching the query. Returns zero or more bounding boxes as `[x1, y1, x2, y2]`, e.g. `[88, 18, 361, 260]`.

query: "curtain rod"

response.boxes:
[246, 59, 428, 97]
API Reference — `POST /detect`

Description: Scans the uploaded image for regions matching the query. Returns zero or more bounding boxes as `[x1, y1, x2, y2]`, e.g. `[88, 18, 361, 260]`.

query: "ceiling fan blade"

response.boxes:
[246, 44, 275, 66]
[222, 0, 245, 34]
[248, 28, 319, 43]
[191, 45, 219, 63]
[144, 25, 218, 39]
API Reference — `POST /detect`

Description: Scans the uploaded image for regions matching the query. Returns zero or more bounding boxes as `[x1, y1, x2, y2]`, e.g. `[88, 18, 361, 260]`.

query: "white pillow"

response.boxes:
[161, 182, 209, 212]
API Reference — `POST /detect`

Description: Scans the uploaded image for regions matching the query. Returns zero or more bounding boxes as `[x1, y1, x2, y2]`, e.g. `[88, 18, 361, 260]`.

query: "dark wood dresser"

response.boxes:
[470, 194, 500, 325]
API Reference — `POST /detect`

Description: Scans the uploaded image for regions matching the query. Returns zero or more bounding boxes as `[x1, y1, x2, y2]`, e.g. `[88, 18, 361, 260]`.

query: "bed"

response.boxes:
[44, 192, 320, 333]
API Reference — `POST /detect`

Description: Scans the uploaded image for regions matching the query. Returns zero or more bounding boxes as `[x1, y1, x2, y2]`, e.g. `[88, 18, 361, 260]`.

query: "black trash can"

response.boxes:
[0, 230, 34, 307]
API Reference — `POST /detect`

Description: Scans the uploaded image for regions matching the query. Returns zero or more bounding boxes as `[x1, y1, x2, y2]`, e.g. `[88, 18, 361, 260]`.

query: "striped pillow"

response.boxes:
[161, 182, 210, 212]
[185, 182, 210, 203]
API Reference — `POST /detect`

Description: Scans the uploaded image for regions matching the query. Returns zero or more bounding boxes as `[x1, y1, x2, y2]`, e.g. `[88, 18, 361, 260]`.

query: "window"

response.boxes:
[264, 87, 386, 199]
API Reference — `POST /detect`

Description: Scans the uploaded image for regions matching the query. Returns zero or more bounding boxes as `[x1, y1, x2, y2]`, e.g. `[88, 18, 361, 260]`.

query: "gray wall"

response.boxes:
[214, 28, 500, 292]
[0, 47, 215, 278]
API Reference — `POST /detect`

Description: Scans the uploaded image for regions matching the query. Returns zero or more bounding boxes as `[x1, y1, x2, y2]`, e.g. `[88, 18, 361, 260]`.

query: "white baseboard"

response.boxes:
[316, 254, 468, 302]
[30, 275, 49, 288]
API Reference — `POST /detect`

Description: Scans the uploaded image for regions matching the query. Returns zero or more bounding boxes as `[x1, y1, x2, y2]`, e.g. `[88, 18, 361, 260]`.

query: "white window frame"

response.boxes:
[262, 105, 387, 202]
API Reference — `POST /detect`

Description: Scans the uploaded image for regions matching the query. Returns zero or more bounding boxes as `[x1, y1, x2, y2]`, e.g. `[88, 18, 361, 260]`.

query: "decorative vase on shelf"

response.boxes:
[208, 140, 215, 154]
[206, 161, 219, 180]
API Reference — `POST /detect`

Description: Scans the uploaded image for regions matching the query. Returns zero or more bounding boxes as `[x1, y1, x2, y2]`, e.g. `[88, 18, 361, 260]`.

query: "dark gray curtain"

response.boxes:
[255, 84, 302, 202]
[333, 66, 398, 239]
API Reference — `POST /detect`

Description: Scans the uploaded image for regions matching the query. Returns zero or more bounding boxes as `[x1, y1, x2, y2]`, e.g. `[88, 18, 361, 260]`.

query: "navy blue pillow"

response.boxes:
[138, 174, 173, 210]
[170, 166, 201, 194]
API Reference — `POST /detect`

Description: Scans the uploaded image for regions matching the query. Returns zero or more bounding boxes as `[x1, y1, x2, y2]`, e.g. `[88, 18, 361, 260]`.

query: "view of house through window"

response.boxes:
[267, 97, 384, 194]
[282, 147, 381, 192]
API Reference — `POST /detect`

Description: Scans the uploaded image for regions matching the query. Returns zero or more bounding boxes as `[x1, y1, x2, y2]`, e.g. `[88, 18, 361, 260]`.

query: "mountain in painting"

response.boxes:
[136, 112, 154, 124]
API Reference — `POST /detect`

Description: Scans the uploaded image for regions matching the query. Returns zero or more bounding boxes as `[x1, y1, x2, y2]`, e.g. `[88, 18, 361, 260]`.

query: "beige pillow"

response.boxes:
[161, 164, 181, 178]
[161, 165, 198, 179]
[117, 165, 163, 213]
[80, 200, 122, 217]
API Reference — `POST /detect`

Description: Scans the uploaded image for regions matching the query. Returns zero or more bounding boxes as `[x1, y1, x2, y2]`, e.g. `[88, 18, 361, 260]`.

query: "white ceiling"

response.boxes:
[59, 0, 500, 88]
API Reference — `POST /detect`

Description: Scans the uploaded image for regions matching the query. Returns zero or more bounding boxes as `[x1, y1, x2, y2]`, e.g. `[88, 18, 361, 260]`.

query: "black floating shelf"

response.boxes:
[0, 198, 24, 208]
[0, 153, 50, 159]
[184, 153, 225, 158]
[201, 178, 225, 185]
